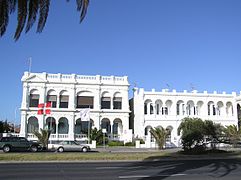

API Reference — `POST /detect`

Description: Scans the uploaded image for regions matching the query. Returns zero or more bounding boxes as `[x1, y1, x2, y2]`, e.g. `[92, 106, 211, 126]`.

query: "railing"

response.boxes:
[75, 134, 88, 139]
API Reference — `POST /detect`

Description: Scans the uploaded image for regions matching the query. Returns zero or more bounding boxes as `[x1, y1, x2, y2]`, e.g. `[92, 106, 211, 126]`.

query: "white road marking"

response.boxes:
[119, 173, 187, 179]
[96, 167, 123, 169]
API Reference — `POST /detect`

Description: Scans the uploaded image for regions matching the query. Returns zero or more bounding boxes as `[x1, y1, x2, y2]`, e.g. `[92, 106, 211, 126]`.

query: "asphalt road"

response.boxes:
[1, 158, 241, 180]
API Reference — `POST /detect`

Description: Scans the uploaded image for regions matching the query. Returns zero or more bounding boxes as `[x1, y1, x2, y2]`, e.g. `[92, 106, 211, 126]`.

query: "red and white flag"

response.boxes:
[80, 109, 90, 121]
[38, 102, 52, 115]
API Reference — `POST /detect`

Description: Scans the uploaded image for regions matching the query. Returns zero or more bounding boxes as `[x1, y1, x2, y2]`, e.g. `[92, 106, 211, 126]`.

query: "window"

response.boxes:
[29, 94, 39, 107]
[176, 104, 180, 115]
[144, 103, 147, 115]
[77, 96, 94, 109]
[156, 104, 160, 115]
[150, 104, 154, 114]
[101, 97, 111, 109]
[208, 104, 210, 115]
[47, 95, 57, 108]
[59, 95, 69, 108]
[213, 105, 216, 115]
[162, 107, 168, 115]
[113, 97, 122, 109]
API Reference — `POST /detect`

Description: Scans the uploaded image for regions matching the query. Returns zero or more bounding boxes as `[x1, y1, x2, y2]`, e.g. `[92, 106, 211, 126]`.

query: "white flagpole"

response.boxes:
[28, 57, 32, 73]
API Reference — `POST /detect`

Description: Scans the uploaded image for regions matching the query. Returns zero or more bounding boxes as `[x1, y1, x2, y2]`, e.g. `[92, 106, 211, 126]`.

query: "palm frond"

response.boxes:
[25, 0, 39, 33]
[0, 0, 9, 37]
[76, 0, 89, 23]
[8, 0, 17, 14]
[37, 0, 50, 33]
[14, 0, 28, 41]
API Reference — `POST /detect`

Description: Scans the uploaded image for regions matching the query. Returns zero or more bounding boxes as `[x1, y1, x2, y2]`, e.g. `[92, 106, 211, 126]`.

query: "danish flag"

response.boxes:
[38, 102, 52, 115]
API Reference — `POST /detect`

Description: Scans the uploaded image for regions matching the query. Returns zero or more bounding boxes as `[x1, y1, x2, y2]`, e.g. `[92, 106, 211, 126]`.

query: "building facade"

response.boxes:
[20, 72, 132, 143]
[131, 88, 241, 147]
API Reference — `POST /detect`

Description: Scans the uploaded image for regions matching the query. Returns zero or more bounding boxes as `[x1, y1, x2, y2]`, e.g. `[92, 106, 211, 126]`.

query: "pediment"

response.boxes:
[21, 74, 47, 83]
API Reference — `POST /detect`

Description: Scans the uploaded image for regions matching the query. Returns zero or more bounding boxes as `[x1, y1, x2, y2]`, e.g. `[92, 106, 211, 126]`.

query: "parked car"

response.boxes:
[0, 137, 42, 153]
[48, 140, 90, 152]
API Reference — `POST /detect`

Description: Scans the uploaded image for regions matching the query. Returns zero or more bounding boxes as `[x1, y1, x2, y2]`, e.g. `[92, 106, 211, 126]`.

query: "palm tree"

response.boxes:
[149, 126, 168, 150]
[33, 128, 51, 150]
[0, 0, 89, 40]
[223, 125, 241, 147]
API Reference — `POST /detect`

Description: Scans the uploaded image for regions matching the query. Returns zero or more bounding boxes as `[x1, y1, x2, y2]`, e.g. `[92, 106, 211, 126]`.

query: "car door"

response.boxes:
[18, 137, 30, 151]
[70, 141, 81, 151]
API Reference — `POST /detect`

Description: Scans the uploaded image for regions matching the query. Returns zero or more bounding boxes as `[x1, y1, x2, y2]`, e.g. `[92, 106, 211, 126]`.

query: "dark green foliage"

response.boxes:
[150, 126, 168, 149]
[0, 0, 89, 40]
[90, 128, 108, 145]
[108, 141, 124, 147]
[33, 128, 51, 150]
[223, 125, 241, 147]
[0, 120, 11, 133]
[124, 141, 135, 146]
[178, 117, 224, 152]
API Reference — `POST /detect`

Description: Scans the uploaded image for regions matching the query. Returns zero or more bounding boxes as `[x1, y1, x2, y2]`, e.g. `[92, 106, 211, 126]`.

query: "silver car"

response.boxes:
[49, 141, 90, 153]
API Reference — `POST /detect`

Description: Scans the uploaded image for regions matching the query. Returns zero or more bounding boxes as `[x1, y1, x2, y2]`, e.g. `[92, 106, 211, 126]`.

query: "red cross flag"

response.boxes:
[37, 102, 52, 115]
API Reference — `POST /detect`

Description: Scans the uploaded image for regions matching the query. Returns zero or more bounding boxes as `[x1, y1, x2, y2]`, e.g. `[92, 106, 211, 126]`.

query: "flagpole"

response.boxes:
[88, 107, 90, 144]
[28, 57, 32, 73]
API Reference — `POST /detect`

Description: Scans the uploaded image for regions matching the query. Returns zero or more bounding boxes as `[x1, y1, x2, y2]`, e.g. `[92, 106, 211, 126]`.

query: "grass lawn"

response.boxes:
[0, 151, 170, 162]
[1, 149, 241, 162]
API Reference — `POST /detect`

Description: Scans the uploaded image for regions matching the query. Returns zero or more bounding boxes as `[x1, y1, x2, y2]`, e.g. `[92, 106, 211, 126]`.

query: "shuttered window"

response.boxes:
[29, 94, 39, 107]
[59, 95, 69, 108]
[101, 97, 111, 109]
[47, 95, 57, 108]
[113, 97, 122, 109]
[77, 96, 94, 109]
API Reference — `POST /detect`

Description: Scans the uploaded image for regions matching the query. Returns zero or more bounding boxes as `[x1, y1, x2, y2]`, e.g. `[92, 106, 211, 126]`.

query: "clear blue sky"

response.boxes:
[1, 0, 241, 124]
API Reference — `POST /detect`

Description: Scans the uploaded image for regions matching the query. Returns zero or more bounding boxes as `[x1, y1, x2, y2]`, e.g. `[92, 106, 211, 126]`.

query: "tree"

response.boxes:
[0, 0, 89, 41]
[149, 126, 168, 150]
[178, 117, 205, 151]
[90, 127, 107, 145]
[33, 128, 51, 150]
[223, 125, 241, 147]
[203, 120, 224, 149]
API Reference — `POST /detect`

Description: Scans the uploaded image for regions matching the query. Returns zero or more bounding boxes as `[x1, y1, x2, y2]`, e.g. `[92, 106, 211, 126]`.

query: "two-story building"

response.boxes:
[19, 72, 132, 143]
[131, 88, 241, 147]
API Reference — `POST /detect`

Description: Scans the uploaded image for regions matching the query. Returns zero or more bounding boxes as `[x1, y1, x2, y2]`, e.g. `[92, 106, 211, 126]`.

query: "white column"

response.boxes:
[69, 114, 75, 141]
[39, 86, 47, 104]
[69, 87, 76, 110]
[20, 111, 27, 137]
[38, 115, 44, 131]
[21, 83, 29, 109]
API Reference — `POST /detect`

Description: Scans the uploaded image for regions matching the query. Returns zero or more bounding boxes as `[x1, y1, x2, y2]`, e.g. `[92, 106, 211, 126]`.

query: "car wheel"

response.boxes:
[30, 145, 38, 152]
[3, 145, 11, 153]
[58, 147, 64, 153]
[82, 147, 88, 153]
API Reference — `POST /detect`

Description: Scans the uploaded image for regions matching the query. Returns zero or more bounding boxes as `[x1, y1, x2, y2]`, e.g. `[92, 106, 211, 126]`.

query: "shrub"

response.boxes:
[124, 142, 135, 146]
[108, 141, 124, 147]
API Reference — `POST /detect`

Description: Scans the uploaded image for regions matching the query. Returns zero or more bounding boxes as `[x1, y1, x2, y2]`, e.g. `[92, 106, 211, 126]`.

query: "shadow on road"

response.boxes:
[127, 151, 241, 179]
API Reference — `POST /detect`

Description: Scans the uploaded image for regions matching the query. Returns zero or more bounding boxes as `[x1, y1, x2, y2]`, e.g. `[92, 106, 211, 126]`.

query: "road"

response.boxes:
[1, 158, 241, 180]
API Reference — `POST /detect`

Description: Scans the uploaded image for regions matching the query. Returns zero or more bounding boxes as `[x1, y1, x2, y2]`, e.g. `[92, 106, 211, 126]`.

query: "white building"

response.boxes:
[131, 88, 241, 147]
[20, 72, 132, 143]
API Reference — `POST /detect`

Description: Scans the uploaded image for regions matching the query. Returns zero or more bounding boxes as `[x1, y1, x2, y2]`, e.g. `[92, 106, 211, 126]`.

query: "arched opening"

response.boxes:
[176, 100, 184, 115]
[46, 117, 56, 134]
[238, 104, 241, 127]
[112, 119, 123, 135]
[27, 116, 39, 133]
[197, 101, 204, 115]
[113, 92, 122, 110]
[217, 101, 224, 116]
[155, 100, 163, 115]
[47, 90, 57, 108]
[59, 90, 69, 108]
[186, 100, 195, 116]
[166, 126, 173, 142]
[101, 118, 111, 134]
[144, 99, 152, 115]
[29, 89, 39, 107]
[76, 91, 94, 109]
[58, 117, 69, 134]
[101, 92, 111, 109]
[226, 102, 233, 116]
[208, 101, 215, 116]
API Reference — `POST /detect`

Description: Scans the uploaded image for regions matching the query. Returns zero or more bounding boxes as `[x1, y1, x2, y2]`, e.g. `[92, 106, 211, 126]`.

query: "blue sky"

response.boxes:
[1, 0, 241, 123]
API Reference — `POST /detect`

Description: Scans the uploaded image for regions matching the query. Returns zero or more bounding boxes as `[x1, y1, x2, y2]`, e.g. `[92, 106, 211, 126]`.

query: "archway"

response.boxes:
[58, 117, 69, 134]
[27, 116, 39, 133]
